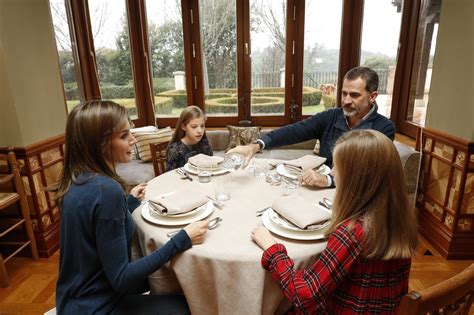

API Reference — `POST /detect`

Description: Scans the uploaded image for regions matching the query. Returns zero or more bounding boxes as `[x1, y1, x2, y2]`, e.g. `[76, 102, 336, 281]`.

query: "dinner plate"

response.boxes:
[267, 208, 331, 232]
[183, 163, 229, 176]
[141, 201, 214, 226]
[261, 209, 329, 241]
[276, 164, 331, 179]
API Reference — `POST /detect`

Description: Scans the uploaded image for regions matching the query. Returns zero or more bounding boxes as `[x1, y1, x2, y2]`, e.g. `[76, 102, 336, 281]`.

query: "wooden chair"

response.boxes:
[398, 263, 474, 314]
[0, 151, 39, 287]
[149, 141, 169, 176]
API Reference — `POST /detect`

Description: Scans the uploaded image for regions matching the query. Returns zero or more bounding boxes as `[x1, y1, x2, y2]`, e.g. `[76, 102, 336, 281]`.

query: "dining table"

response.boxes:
[131, 158, 335, 315]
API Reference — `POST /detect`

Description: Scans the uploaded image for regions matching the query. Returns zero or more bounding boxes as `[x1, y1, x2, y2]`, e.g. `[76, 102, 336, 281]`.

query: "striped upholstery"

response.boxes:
[131, 126, 172, 162]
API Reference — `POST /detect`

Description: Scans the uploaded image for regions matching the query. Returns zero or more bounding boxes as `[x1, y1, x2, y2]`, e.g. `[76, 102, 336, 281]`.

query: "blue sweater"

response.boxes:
[56, 174, 192, 314]
[261, 106, 395, 167]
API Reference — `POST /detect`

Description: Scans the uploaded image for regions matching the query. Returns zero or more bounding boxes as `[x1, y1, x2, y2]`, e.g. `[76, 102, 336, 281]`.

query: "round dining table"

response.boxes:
[131, 159, 335, 315]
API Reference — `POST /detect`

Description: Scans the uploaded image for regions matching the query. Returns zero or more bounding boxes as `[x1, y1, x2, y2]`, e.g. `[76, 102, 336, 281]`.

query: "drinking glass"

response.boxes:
[197, 161, 212, 183]
[214, 175, 232, 202]
[282, 177, 299, 195]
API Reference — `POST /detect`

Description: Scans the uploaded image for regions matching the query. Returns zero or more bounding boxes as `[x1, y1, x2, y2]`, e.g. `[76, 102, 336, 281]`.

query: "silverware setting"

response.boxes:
[206, 195, 224, 210]
[256, 206, 270, 217]
[166, 216, 223, 238]
[176, 168, 193, 181]
[319, 197, 332, 210]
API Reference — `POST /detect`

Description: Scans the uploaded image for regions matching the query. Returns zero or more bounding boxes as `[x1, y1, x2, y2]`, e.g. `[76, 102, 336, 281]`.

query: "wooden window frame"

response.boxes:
[61, 0, 426, 139]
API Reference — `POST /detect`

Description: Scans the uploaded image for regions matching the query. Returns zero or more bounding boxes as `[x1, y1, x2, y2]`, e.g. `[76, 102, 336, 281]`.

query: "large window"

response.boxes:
[250, 0, 286, 116]
[200, 0, 237, 117]
[146, 0, 187, 118]
[49, 0, 80, 113]
[360, 0, 403, 119]
[49, 0, 436, 138]
[88, 0, 138, 119]
[302, 0, 343, 116]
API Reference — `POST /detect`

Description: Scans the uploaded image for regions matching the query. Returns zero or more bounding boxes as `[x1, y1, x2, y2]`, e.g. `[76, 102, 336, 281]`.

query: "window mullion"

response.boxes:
[337, 0, 364, 105]
[66, 0, 101, 100]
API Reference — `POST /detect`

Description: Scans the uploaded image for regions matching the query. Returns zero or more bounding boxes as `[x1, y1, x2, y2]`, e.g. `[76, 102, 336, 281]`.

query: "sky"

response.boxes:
[52, 0, 404, 58]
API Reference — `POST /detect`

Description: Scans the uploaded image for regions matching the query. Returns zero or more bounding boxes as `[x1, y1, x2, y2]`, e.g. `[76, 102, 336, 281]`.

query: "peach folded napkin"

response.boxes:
[271, 194, 332, 229]
[188, 154, 224, 169]
[284, 155, 327, 172]
[148, 188, 208, 216]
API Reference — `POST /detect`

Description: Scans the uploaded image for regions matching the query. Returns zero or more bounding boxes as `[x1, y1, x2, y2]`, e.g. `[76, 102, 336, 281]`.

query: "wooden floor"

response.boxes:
[0, 235, 472, 314]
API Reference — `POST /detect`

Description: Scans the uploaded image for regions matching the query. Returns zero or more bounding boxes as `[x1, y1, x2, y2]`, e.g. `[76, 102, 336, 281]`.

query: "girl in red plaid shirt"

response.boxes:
[251, 130, 418, 314]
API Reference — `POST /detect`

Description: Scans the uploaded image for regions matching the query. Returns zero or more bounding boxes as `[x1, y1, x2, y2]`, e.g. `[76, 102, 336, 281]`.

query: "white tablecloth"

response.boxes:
[132, 160, 335, 315]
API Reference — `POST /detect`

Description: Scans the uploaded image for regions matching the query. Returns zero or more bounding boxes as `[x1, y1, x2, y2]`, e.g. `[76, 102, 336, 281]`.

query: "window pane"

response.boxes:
[88, 0, 138, 119]
[200, 0, 237, 117]
[302, 0, 343, 115]
[250, 0, 286, 116]
[407, 2, 441, 126]
[146, 0, 186, 118]
[360, 0, 403, 118]
[49, 0, 81, 113]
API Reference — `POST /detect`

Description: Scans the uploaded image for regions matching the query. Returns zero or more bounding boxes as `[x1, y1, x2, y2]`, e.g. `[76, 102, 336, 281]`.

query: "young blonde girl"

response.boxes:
[251, 129, 418, 314]
[55, 101, 208, 314]
[167, 105, 213, 171]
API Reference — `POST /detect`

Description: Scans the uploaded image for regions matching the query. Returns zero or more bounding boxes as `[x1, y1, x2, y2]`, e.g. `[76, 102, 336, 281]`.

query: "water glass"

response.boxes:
[282, 178, 299, 195]
[214, 175, 232, 202]
[197, 162, 212, 183]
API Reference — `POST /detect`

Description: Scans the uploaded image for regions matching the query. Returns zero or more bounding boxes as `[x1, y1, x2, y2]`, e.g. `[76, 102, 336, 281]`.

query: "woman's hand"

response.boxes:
[184, 220, 209, 245]
[251, 226, 276, 251]
[130, 183, 147, 201]
[300, 169, 328, 187]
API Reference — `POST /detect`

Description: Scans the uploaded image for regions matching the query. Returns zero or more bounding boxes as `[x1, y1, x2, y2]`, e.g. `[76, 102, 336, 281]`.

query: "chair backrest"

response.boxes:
[398, 263, 474, 315]
[0, 152, 23, 196]
[149, 141, 169, 176]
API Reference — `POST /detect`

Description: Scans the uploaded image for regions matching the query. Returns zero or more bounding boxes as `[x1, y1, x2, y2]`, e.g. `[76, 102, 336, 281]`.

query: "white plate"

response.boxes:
[276, 164, 331, 179]
[141, 201, 214, 226]
[268, 208, 330, 232]
[261, 209, 329, 241]
[183, 163, 229, 176]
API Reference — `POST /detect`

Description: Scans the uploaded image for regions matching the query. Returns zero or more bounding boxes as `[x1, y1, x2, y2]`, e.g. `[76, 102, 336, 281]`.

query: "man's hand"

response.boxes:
[300, 169, 328, 187]
[226, 143, 260, 168]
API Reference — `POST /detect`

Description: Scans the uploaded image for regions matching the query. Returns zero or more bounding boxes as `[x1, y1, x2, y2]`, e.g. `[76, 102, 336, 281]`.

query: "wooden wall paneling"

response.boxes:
[417, 127, 474, 259]
[0, 135, 65, 257]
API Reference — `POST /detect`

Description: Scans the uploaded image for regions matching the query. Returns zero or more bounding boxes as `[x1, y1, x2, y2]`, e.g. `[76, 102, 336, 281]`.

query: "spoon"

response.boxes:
[166, 217, 223, 238]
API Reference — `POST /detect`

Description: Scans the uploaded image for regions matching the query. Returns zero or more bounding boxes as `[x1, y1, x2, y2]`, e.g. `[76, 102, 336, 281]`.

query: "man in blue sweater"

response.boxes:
[227, 67, 395, 188]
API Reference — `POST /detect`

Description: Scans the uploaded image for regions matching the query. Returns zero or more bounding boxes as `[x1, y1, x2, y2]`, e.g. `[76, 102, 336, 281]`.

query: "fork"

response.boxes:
[166, 217, 222, 238]
[176, 168, 193, 181]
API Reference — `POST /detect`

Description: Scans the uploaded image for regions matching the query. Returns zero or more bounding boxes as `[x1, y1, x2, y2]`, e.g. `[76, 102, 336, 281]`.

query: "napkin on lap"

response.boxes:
[148, 188, 208, 215]
[271, 194, 332, 229]
[284, 155, 327, 172]
[188, 154, 224, 169]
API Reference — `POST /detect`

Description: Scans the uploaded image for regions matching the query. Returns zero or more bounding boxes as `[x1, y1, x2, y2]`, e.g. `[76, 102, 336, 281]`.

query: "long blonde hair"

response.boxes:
[327, 130, 418, 260]
[170, 105, 207, 144]
[54, 101, 129, 202]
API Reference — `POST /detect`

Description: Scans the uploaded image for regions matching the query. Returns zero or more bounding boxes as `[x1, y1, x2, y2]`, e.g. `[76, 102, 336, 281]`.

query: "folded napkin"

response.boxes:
[188, 154, 224, 169]
[148, 188, 208, 216]
[271, 194, 332, 229]
[284, 155, 327, 172]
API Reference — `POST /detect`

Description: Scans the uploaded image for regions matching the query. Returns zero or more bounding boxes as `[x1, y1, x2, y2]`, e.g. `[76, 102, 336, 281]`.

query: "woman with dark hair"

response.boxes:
[55, 101, 208, 314]
[251, 129, 418, 314]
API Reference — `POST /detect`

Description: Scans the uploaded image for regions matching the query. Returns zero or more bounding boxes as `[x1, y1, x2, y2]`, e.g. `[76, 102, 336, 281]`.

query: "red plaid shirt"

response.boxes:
[262, 220, 411, 314]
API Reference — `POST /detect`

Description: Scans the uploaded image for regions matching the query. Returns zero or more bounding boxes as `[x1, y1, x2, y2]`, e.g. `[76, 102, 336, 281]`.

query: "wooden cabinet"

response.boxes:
[417, 127, 474, 259]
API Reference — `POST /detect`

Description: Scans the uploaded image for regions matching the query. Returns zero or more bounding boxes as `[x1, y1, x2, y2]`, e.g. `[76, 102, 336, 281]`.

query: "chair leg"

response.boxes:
[0, 253, 10, 288]
[18, 197, 39, 260]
